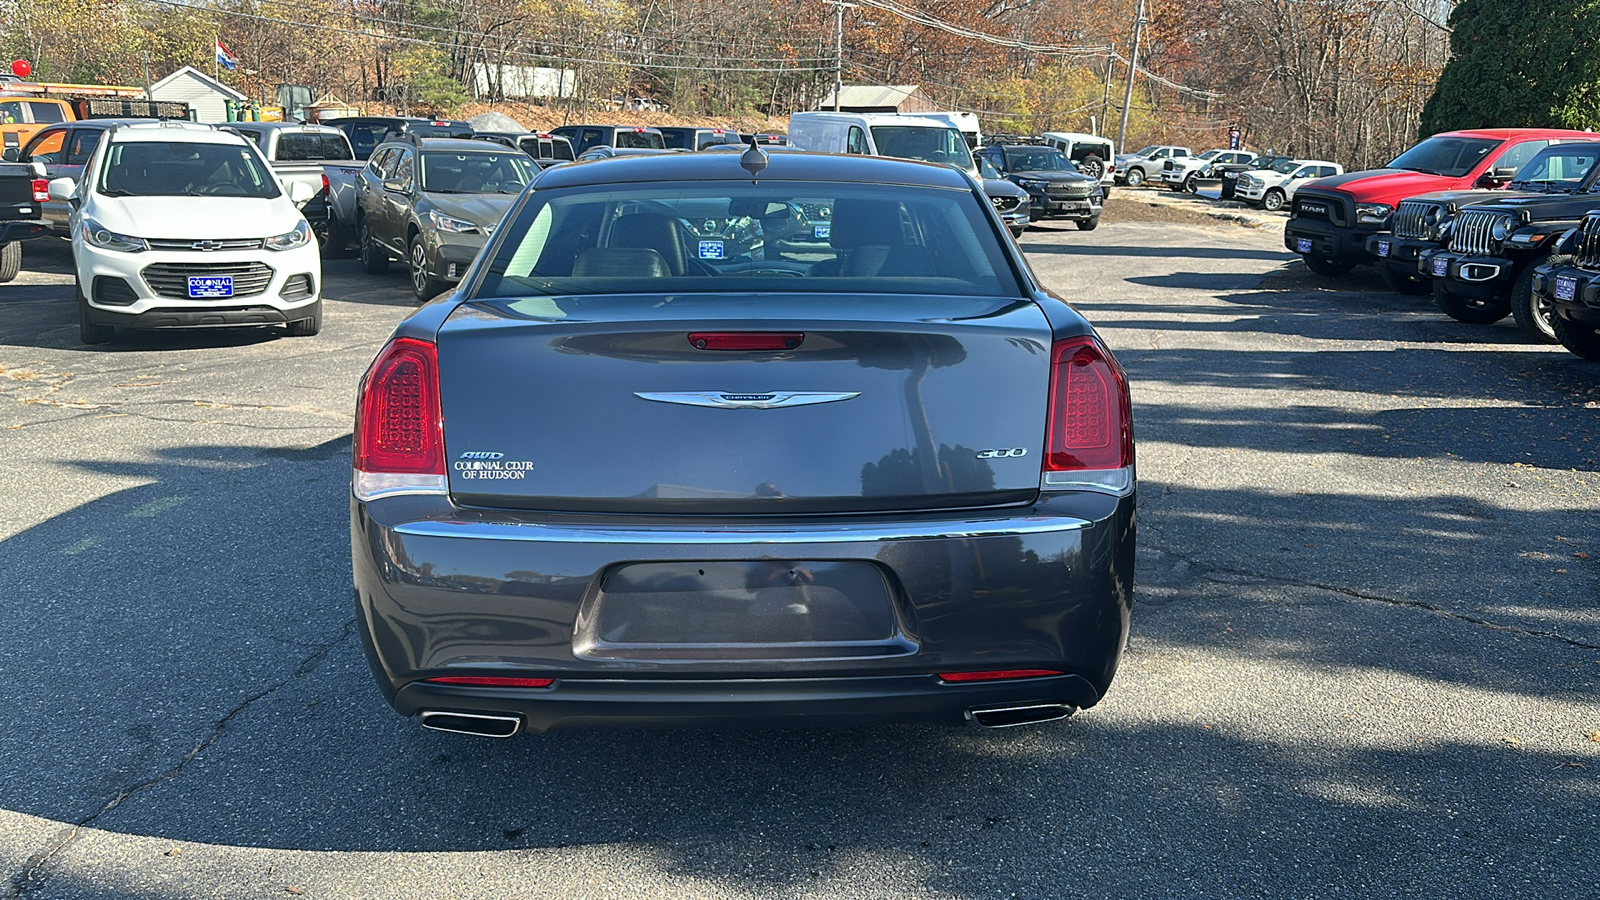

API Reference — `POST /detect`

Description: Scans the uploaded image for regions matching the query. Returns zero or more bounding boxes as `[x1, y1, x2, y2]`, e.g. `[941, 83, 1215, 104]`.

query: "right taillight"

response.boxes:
[353, 336, 447, 500]
[1043, 335, 1134, 494]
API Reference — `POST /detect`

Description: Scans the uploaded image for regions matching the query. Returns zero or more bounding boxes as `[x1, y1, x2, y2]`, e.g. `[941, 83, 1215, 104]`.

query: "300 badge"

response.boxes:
[975, 448, 1028, 459]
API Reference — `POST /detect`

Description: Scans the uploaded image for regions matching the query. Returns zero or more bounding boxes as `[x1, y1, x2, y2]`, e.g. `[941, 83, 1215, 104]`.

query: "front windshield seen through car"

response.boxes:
[474, 182, 1020, 300]
[1271, 160, 1302, 174]
[1387, 136, 1500, 177]
[420, 151, 535, 194]
[1510, 146, 1600, 187]
[99, 140, 279, 198]
[1004, 149, 1078, 172]
[1198, 150, 1221, 160]
[869, 126, 973, 170]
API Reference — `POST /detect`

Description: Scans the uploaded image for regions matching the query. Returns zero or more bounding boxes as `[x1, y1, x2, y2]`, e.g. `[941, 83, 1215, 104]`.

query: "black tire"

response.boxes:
[1508, 261, 1559, 344]
[1551, 312, 1600, 360]
[1009, 226, 1025, 239]
[1433, 278, 1510, 325]
[1182, 174, 1200, 194]
[409, 234, 447, 302]
[0, 240, 20, 282]
[359, 219, 389, 274]
[315, 215, 348, 258]
[1303, 256, 1355, 278]
[1380, 265, 1432, 296]
[1079, 154, 1105, 180]
[286, 299, 322, 337]
[1262, 188, 1286, 212]
[1125, 167, 1145, 187]
[76, 280, 114, 345]
[1076, 217, 1100, 231]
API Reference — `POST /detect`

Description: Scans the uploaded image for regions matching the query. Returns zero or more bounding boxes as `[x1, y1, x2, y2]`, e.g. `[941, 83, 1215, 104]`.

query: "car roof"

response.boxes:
[1041, 131, 1112, 142]
[993, 144, 1062, 151]
[536, 150, 974, 189]
[383, 138, 510, 153]
[231, 122, 342, 132]
[107, 122, 238, 144]
[1439, 128, 1600, 141]
[555, 124, 664, 132]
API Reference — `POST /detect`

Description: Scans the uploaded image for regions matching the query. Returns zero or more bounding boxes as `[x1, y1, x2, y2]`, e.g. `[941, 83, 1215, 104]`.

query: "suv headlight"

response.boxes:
[1490, 217, 1511, 242]
[265, 220, 312, 251]
[1016, 178, 1047, 191]
[1355, 203, 1392, 226]
[82, 217, 146, 253]
[429, 210, 480, 234]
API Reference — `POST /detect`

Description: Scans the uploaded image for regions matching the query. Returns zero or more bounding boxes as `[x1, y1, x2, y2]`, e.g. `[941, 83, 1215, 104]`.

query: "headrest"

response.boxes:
[572, 247, 670, 277]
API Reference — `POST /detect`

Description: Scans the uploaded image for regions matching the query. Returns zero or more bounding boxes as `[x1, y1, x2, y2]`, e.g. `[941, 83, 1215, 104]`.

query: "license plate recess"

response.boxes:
[1555, 275, 1577, 301]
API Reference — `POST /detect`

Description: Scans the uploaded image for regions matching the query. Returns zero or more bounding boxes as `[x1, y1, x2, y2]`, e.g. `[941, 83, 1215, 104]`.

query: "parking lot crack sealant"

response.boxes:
[1140, 541, 1600, 652]
[2, 618, 358, 899]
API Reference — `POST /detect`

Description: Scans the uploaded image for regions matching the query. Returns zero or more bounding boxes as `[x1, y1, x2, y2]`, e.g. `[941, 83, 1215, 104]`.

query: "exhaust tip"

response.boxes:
[419, 710, 521, 738]
[966, 704, 1074, 729]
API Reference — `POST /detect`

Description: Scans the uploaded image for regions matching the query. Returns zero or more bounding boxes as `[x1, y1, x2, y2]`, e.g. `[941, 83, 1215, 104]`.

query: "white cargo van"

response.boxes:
[910, 111, 981, 149]
[788, 112, 975, 172]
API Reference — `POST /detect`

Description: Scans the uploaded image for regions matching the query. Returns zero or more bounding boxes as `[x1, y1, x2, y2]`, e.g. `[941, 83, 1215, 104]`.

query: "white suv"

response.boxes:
[1233, 158, 1343, 211]
[48, 121, 322, 345]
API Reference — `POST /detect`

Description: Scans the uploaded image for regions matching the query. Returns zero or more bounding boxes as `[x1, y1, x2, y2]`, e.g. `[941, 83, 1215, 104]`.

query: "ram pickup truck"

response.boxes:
[1161, 149, 1257, 192]
[1531, 210, 1600, 359]
[1285, 128, 1600, 278]
[1366, 142, 1600, 296]
[227, 122, 361, 255]
[0, 159, 47, 281]
[1417, 142, 1600, 341]
[1115, 145, 1191, 187]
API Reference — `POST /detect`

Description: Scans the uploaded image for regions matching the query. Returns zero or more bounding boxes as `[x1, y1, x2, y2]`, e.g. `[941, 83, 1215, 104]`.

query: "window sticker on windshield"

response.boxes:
[814, 224, 831, 239]
[698, 240, 724, 260]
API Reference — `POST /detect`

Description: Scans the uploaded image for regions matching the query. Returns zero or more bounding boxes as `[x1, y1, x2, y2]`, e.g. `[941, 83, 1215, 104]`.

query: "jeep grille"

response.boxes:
[1392, 200, 1443, 241]
[1449, 209, 1512, 256]
[1576, 212, 1600, 271]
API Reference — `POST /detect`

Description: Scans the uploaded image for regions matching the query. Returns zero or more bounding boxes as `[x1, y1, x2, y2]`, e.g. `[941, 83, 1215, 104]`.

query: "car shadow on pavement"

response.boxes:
[1022, 242, 1296, 262]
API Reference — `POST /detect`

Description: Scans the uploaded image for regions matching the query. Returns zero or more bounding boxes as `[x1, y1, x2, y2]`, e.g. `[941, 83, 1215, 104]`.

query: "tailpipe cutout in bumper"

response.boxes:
[965, 703, 1075, 728]
[419, 710, 522, 738]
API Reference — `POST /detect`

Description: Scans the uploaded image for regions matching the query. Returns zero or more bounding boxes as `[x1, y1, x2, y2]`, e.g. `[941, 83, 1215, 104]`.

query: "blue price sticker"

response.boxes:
[698, 240, 725, 260]
[814, 224, 831, 239]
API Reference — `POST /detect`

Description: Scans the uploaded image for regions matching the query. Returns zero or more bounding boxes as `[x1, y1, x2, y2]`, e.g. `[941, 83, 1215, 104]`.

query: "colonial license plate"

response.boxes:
[187, 275, 233, 298]
[1376, 240, 1391, 258]
[1295, 238, 1312, 253]
[1555, 275, 1577, 301]
[1432, 257, 1449, 277]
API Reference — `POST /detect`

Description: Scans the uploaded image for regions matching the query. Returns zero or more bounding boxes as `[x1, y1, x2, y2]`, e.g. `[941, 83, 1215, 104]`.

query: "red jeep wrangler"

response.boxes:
[1284, 128, 1600, 277]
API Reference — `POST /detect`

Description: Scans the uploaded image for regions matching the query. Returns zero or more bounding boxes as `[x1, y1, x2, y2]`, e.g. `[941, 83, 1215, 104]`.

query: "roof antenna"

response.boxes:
[740, 143, 769, 179]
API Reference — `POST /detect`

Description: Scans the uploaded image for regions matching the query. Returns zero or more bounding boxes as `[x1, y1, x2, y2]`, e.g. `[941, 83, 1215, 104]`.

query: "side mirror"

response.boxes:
[382, 178, 406, 193]
[1478, 166, 1517, 186]
[46, 177, 76, 202]
[287, 180, 315, 204]
[1, 147, 16, 162]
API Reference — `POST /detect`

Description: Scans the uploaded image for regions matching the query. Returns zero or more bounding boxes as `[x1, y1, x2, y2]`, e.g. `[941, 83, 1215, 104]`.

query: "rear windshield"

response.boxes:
[1388, 136, 1501, 178]
[420, 151, 536, 193]
[613, 130, 665, 150]
[100, 141, 279, 198]
[869, 126, 973, 169]
[473, 182, 1021, 299]
[276, 133, 354, 161]
[1004, 148, 1077, 172]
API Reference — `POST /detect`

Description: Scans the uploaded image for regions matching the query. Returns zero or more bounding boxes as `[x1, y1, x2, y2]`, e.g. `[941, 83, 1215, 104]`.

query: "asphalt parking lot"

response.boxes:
[1, 212, 1596, 899]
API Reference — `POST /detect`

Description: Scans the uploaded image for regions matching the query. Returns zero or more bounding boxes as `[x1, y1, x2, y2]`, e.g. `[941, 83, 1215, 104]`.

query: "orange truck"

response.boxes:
[0, 82, 189, 158]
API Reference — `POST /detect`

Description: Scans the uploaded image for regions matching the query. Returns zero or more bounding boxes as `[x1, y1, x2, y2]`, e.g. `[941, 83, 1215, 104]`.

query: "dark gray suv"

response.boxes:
[354, 136, 536, 301]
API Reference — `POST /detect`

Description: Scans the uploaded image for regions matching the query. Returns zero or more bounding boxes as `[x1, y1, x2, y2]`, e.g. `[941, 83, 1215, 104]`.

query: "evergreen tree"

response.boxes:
[1420, 0, 1600, 135]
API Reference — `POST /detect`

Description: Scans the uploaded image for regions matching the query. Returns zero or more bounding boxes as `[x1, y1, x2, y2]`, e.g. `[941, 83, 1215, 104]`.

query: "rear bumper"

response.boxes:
[352, 490, 1136, 731]
[1418, 250, 1515, 301]
[1533, 263, 1600, 325]
[1285, 217, 1375, 265]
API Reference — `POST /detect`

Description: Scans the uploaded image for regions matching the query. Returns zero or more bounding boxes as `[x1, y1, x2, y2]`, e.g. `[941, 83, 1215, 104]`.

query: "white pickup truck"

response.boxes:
[225, 122, 360, 254]
[1234, 158, 1344, 211]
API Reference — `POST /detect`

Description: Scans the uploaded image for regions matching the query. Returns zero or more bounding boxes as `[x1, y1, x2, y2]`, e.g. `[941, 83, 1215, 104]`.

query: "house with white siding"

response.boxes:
[148, 66, 247, 123]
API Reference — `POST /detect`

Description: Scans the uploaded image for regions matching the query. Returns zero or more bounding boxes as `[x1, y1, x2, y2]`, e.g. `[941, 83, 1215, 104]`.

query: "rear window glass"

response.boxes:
[613, 130, 665, 150]
[276, 133, 354, 161]
[419, 151, 535, 193]
[473, 182, 1020, 299]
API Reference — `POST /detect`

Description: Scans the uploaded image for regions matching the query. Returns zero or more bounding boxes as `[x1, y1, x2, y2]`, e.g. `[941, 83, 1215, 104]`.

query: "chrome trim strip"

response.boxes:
[392, 514, 1092, 544]
[635, 390, 861, 410]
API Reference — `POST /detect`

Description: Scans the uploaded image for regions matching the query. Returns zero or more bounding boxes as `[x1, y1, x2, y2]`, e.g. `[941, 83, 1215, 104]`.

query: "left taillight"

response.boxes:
[31, 179, 47, 202]
[353, 336, 446, 501]
[1042, 335, 1134, 495]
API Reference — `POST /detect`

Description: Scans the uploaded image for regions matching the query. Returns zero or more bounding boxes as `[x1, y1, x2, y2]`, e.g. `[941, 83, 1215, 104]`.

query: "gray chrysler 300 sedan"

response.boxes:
[351, 149, 1136, 737]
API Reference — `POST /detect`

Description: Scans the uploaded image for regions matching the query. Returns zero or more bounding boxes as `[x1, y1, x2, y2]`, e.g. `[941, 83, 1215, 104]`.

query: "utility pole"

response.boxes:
[1117, 0, 1147, 153]
[1099, 48, 1114, 136]
[824, 1, 856, 111]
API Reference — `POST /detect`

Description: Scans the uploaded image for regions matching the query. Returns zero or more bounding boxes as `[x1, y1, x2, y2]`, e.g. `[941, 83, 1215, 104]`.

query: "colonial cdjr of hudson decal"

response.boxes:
[454, 453, 533, 479]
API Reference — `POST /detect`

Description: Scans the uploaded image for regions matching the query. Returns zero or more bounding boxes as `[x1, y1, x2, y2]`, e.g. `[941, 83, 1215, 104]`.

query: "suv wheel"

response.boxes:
[1182, 174, 1200, 194]
[1380, 265, 1432, 296]
[76, 278, 115, 345]
[1303, 256, 1355, 278]
[1433, 279, 1509, 325]
[1125, 168, 1145, 187]
[409, 234, 447, 302]
[1262, 188, 1286, 212]
[359, 219, 389, 275]
[1509, 261, 1559, 344]
[0, 240, 21, 282]
[1551, 311, 1600, 360]
[1079, 155, 1105, 180]
[286, 299, 322, 337]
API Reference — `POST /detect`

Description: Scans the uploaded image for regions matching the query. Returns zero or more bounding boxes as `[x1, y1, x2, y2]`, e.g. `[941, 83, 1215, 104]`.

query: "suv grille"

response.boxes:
[142, 262, 274, 299]
[990, 195, 1022, 212]
[1575, 212, 1600, 271]
[1392, 200, 1443, 241]
[1046, 183, 1094, 200]
[145, 238, 266, 251]
[1450, 209, 1513, 256]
